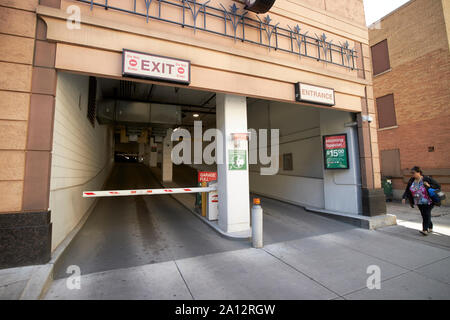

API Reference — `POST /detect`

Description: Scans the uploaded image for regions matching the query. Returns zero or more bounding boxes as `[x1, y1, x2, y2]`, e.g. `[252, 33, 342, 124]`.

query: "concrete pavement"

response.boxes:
[377, 201, 450, 250]
[2, 163, 450, 300]
[44, 185, 450, 300]
[0, 266, 36, 300]
[52, 163, 249, 279]
[44, 226, 450, 300]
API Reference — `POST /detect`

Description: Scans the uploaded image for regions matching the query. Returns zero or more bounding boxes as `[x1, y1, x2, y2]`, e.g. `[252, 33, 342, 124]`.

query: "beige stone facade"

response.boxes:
[0, 0, 383, 268]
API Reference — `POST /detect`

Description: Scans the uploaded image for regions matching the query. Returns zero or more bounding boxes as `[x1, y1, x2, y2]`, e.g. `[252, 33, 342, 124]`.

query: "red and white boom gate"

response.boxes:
[83, 186, 216, 198]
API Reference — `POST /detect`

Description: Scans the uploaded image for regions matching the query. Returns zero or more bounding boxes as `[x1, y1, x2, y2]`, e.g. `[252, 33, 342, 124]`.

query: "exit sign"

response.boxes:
[123, 49, 191, 84]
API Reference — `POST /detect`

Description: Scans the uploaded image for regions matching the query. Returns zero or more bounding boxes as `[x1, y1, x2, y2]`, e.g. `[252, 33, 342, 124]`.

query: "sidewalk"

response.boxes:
[44, 226, 450, 300]
[2, 191, 450, 300]
[0, 266, 36, 300]
[377, 200, 450, 250]
[44, 194, 450, 300]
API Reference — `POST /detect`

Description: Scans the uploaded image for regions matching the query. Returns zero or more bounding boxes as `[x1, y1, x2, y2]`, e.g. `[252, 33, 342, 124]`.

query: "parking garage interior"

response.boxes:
[50, 71, 361, 278]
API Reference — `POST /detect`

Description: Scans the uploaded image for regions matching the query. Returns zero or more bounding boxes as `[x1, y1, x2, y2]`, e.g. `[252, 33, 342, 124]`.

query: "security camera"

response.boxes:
[362, 115, 373, 123]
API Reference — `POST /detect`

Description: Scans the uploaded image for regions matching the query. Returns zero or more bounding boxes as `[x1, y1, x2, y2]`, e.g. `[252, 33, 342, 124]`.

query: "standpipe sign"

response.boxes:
[228, 150, 247, 171]
[323, 134, 349, 169]
[228, 133, 249, 171]
[123, 49, 191, 84]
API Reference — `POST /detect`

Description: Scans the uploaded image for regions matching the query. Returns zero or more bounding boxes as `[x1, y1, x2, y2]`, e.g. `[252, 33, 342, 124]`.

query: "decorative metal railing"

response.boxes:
[75, 0, 358, 70]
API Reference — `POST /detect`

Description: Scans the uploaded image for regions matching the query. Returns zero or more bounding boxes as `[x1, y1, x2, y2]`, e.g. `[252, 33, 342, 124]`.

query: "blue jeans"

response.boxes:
[418, 204, 433, 231]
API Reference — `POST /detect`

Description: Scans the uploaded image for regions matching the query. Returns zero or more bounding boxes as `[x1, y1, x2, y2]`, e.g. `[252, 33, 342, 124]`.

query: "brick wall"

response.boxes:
[291, 0, 367, 26]
[369, 0, 450, 194]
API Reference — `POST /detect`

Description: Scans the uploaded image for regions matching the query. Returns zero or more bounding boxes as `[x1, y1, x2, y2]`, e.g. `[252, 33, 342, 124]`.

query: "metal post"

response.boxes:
[201, 181, 207, 217]
[251, 198, 263, 248]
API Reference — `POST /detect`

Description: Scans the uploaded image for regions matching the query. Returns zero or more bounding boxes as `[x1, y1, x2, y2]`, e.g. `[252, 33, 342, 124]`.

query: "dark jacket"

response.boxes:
[402, 175, 441, 208]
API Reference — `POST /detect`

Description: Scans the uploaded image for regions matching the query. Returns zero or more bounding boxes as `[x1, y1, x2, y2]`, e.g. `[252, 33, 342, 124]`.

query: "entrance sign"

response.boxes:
[323, 134, 349, 169]
[198, 171, 218, 183]
[295, 83, 335, 106]
[123, 49, 191, 84]
[228, 150, 247, 171]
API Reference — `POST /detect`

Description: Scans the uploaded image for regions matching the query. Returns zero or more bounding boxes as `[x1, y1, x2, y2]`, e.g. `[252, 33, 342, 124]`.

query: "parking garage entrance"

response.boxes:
[49, 71, 363, 278]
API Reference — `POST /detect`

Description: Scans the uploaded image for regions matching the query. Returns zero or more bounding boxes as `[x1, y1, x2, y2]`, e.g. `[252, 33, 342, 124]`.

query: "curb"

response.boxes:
[250, 192, 397, 230]
[20, 165, 116, 299]
[304, 206, 397, 230]
[171, 194, 251, 240]
[147, 169, 251, 240]
[19, 198, 98, 300]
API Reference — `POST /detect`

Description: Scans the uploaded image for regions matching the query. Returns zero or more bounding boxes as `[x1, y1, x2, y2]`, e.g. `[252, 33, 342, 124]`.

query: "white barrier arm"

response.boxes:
[83, 186, 216, 198]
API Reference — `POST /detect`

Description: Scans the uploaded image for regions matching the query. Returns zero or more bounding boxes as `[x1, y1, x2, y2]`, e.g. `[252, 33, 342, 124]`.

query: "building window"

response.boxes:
[87, 76, 97, 127]
[376, 94, 397, 129]
[371, 39, 391, 75]
[283, 153, 293, 171]
[380, 149, 402, 178]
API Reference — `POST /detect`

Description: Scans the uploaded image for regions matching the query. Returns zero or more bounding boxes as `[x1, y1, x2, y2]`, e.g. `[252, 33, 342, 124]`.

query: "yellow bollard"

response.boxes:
[201, 181, 207, 217]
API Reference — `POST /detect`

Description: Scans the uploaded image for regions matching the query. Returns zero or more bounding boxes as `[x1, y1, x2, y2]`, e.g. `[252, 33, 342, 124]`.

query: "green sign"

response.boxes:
[228, 150, 247, 171]
[323, 134, 349, 169]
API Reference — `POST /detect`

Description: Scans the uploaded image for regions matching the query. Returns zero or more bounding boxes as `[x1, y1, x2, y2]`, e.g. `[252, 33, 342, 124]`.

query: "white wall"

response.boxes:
[248, 100, 325, 208]
[249, 172, 325, 208]
[49, 72, 114, 251]
[320, 109, 362, 214]
[247, 100, 362, 214]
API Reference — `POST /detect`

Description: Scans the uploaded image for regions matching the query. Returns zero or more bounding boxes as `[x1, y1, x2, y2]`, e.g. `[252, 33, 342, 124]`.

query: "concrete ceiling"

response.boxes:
[98, 78, 217, 128]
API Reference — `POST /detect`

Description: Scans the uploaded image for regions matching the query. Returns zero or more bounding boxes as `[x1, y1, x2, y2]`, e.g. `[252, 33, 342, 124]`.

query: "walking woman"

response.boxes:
[402, 166, 441, 236]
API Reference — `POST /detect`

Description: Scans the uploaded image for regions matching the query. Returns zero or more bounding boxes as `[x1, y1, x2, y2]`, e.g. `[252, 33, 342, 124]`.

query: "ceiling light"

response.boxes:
[193, 114, 200, 118]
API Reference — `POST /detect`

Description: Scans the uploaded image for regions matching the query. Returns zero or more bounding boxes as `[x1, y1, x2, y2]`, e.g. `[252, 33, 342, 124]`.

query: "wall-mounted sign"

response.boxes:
[198, 172, 217, 183]
[231, 133, 249, 141]
[323, 134, 349, 170]
[244, 0, 276, 14]
[231, 132, 249, 149]
[295, 83, 335, 106]
[123, 49, 191, 84]
[228, 150, 247, 171]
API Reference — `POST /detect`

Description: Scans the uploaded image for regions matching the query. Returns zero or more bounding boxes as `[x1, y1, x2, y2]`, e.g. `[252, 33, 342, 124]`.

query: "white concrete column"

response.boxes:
[143, 143, 150, 166]
[162, 131, 173, 182]
[138, 143, 145, 163]
[320, 109, 362, 215]
[216, 93, 250, 234]
[149, 137, 157, 167]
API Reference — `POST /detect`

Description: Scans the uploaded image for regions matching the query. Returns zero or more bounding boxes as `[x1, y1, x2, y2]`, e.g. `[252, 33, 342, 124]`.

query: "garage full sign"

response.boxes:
[323, 134, 349, 169]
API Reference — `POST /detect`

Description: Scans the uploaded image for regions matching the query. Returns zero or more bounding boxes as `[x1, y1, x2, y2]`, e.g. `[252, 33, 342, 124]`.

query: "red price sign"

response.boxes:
[323, 134, 349, 170]
[198, 172, 217, 183]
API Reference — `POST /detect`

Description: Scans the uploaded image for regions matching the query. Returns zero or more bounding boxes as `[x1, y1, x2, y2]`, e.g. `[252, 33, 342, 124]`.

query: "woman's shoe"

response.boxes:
[420, 230, 429, 236]
[428, 228, 433, 233]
